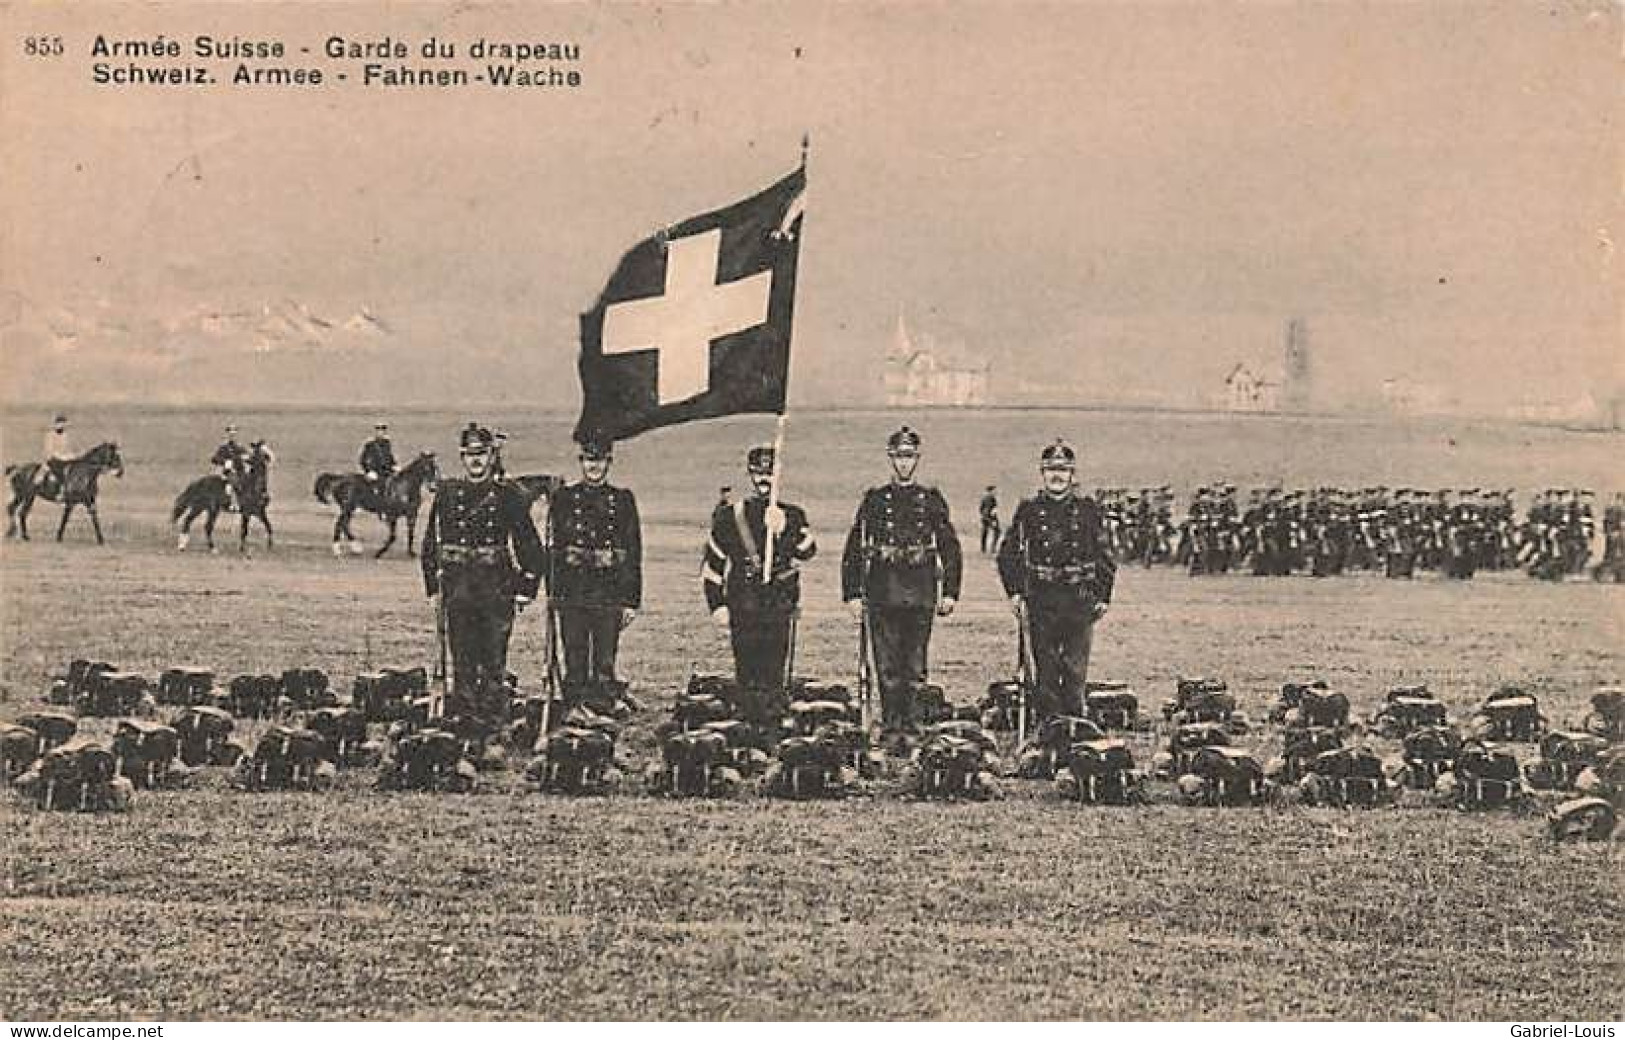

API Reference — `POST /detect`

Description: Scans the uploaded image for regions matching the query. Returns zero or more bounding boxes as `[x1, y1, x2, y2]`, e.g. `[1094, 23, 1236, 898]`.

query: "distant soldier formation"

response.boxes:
[1097, 484, 1613, 582]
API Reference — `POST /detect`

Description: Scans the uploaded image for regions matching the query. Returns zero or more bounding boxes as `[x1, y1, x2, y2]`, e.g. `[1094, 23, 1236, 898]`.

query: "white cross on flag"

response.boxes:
[575, 167, 805, 444]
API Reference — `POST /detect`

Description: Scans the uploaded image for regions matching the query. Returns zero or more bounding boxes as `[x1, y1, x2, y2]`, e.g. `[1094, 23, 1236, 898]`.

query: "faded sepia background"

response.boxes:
[2, 2, 1623, 1022]
[2, 1, 1619, 414]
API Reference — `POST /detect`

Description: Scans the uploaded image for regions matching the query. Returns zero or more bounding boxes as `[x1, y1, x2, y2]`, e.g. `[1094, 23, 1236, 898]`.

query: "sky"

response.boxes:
[2, 1, 1620, 412]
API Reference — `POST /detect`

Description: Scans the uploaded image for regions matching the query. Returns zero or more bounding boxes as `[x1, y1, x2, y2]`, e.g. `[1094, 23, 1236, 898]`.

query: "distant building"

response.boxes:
[884, 311, 990, 407]
[1223, 363, 1281, 412]
[1282, 316, 1313, 410]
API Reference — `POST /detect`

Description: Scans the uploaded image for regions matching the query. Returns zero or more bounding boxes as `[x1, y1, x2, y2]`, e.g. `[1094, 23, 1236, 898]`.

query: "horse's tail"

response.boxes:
[314, 473, 340, 505]
[171, 484, 193, 523]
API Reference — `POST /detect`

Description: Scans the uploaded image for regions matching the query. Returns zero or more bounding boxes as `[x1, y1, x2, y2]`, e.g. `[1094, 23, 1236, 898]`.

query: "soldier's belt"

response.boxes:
[1030, 563, 1097, 586]
[870, 544, 935, 566]
[440, 545, 508, 565]
[564, 546, 624, 569]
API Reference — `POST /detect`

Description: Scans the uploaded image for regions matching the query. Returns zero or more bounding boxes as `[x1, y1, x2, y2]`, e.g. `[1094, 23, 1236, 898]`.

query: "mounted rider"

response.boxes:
[359, 421, 397, 504]
[33, 413, 75, 496]
[210, 424, 250, 512]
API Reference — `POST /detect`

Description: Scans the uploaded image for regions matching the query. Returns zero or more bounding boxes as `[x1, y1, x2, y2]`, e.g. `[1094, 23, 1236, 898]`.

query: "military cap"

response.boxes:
[1039, 439, 1076, 468]
[224, 423, 238, 434]
[374, 421, 389, 431]
[51, 413, 68, 425]
[577, 431, 614, 459]
[886, 425, 921, 454]
[746, 444, 777, 473]
[460, 424, 496, 452]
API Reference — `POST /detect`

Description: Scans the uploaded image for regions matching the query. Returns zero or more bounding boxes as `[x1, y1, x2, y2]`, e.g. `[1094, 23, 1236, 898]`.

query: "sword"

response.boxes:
[534, 495, 562, 755]
[430, 578, 448, 722]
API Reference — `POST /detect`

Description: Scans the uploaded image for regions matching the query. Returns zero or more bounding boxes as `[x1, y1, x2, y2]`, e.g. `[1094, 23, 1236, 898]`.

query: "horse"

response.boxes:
[314, 451, 438, 558]
[172, 447, 274, 554]
[5, 442, 125, 544]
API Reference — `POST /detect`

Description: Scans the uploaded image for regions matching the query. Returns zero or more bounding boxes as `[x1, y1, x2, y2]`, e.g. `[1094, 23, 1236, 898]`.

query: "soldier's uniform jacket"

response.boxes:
[546, 481, 642, 608]
[997, 492, 1117, 604]
[42, 428, 74, 462]
[841, 483, 963, 609]
[702, 498, 816, 615]
[210, 440, 246, 472]
[420, 478, 545, 602]
[360, 437, 397, 478]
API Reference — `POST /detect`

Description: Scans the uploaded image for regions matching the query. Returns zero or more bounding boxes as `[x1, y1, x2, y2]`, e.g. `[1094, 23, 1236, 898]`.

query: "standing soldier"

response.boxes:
[997, 440, 1116, 720]
[33, 413, 74, 494]
[210, 424, 248, 512]
[547, 433, 642, 706]
[701, 445, 817, 722]
[841, 426, 963, 747]
[420, 424, 545, 747]
[979, 485, 1002, 554]
[359, 421, 397, 501]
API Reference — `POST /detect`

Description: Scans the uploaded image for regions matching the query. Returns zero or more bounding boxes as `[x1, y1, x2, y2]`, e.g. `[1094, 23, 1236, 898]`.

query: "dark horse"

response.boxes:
[314, 451, 439, 558]
[5, 442, 125, 544]
[172, 447, 274, 554]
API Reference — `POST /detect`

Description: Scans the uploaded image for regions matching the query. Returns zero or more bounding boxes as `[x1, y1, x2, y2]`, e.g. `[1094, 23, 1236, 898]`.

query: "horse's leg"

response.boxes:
[177, 506, 193, 551]
[204, 508, 218, 553]
[261, 508, 274, 550]
[5, 489, 19, 538]
[332, 507, 348, 556]
[376, 514, 397, 559]
[239, 510, 250, 554]
[17, 493, 34, 540]
[87, 503, 105, 546]
[56, 503, 75, 542]
[406, 511, 418, 557]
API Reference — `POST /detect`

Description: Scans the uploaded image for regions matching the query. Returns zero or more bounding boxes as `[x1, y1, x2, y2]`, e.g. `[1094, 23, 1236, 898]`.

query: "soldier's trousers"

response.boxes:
[730, 609, 793, 723]
[980, 519, 1001, 554]
[445, 593, 515, 737]
[1027, 595, 1095, 719]
[869, 605, 933, 730]
[558, 604, 621, 690]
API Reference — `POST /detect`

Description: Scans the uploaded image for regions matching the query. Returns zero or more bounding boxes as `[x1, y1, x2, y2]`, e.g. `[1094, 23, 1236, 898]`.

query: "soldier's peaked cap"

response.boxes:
[747, 444, 776, 472]
[1039, 439, 1076, 467]
[460, 425, 496, 452]
[886, 425, 921, 453]
[52, 413, 68, 424]
[374, 421, 389, 430]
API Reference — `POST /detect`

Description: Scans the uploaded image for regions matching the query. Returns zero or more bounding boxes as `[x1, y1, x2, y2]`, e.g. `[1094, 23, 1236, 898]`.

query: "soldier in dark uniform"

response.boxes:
[359, 421, 397, 501]
[840, 426, 962, 742]
[701, 445, 817, 721]
[546, 434, 642, 702]
[996, 440, 1116, 719]
[210, 424, 249, 513]
[420, 424, 545, 744]
[979, 485, 1001, 554]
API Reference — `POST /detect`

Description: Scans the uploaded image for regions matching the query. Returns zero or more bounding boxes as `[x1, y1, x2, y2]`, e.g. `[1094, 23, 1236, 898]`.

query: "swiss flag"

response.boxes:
[574, 167, 805, 444]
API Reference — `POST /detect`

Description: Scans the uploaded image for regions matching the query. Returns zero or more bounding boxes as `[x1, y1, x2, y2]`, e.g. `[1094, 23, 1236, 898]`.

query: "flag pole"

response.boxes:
[760, 135, 808, 584]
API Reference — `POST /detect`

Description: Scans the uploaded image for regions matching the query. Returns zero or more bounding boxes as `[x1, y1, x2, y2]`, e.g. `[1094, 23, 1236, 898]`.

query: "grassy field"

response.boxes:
[1, 406, 1621, 1020]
